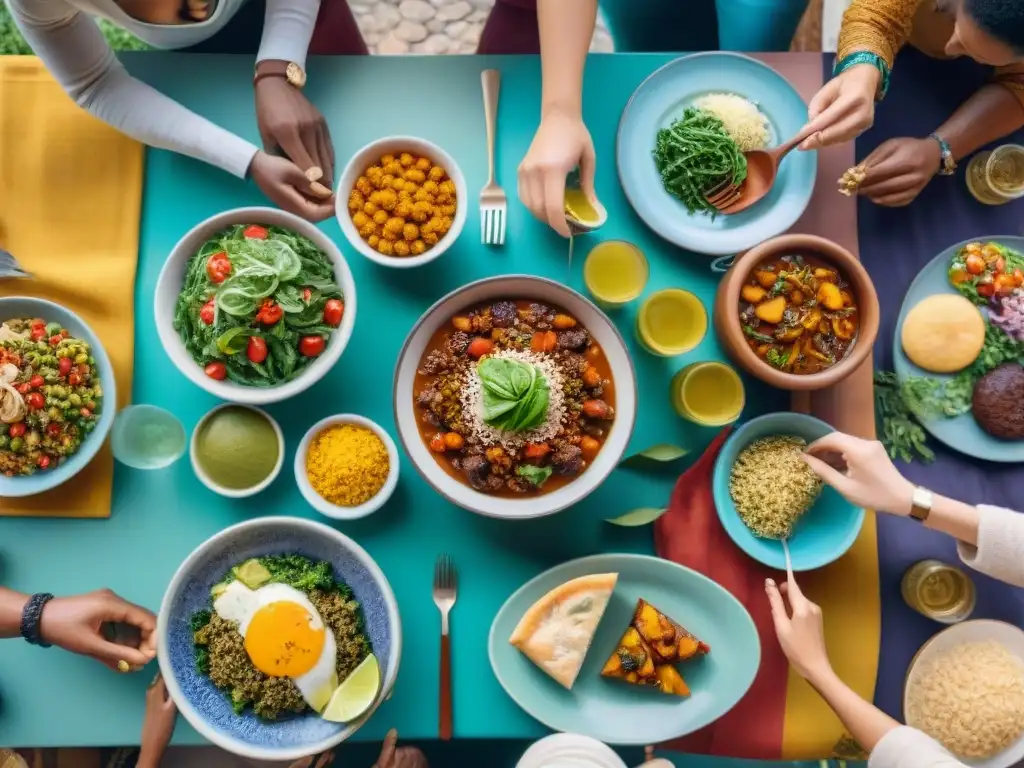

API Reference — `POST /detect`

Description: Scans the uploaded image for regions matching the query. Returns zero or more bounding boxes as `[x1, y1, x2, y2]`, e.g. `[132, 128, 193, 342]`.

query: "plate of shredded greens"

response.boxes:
[156, 208, 357, 405]
[616, 52, 816, 256]
[889, 237, 1024, 463]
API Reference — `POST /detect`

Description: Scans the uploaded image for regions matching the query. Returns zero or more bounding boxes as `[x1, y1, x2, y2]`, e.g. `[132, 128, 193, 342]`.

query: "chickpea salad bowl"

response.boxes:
[155, 208, 357, 406]
[0, 297, 115, 497]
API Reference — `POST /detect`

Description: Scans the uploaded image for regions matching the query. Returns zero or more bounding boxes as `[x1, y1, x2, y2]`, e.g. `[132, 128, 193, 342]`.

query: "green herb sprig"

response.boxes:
[653, 108, 747, 218]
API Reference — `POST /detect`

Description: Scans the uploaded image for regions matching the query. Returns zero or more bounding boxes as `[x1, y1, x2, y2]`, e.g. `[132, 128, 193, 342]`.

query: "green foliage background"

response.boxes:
[0, 6, 149, 54]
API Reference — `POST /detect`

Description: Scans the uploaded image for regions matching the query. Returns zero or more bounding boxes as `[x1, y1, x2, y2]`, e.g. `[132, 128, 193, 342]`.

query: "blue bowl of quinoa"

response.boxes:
[157, 517, 401, 761]
[712, 411, 865, 572]
[0, 297, 115, 497]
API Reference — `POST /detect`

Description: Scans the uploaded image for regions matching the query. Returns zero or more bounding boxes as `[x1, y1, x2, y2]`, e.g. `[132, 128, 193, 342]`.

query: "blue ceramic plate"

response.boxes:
[893, 236, 1024, 463]
[713, 412, 864, 571]
[488, 554, 760, 744]
[157, 517, 402, 761]
[0, 297, 116, 497]
[616, 52, 816, 256]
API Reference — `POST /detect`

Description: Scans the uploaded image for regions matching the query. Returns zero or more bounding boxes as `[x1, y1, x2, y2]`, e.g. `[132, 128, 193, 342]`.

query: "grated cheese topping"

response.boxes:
[695, 93, 770, 152]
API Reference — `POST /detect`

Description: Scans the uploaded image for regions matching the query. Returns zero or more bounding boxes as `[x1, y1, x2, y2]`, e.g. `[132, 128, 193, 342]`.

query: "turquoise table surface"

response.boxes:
[0, 52, 789, 750]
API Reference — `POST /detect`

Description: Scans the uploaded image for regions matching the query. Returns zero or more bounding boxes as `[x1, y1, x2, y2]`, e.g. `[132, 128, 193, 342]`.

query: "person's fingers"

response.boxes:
[315, 123, 335, 188]
[300, 121, 327, 183]
[872, 190, 919, 207]
[783, 575, 808, 608]
[579, 140, 598, 201]
[88, 638, 153, 668]
[801, 451, 850, 490]
[275, 126, 318, 180]
[543, 171, 570, 238]
[860, 140, 902, 170]
[858, 173, 917, 199]
[799, 96, 855, 149]
[102, 595, 157, 635]
[318, 751, 335, 768]
[764, 578, 791, 628]
[374, 728, 399, 768]
[276, 164, 336, 221]
[805, 431, 859, 456]
[805, 78, 840, 121]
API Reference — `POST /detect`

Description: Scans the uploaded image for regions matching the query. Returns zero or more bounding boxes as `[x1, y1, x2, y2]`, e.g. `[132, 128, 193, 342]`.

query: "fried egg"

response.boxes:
[213, 581, 339, 713]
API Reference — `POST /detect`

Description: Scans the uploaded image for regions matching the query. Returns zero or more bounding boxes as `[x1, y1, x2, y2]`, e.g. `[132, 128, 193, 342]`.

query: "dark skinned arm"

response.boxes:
[937, 83, 1024, 161]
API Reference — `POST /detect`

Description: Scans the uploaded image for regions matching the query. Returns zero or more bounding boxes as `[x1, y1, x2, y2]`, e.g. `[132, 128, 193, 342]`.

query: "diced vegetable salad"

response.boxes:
[173, 224, 345, 387]
[0, 318, 102, 476]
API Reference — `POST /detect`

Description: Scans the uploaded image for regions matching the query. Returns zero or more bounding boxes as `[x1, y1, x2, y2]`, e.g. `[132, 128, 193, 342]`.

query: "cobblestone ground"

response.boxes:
[352, 0, 615, 54]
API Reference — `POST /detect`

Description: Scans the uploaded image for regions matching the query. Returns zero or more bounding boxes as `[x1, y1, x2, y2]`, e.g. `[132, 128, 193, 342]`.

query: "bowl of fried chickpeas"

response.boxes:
[337, 136, 468, 269]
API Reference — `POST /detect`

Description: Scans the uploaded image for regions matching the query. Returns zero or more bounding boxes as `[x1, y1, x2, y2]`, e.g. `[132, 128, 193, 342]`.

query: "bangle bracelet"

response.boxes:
[833, 51, 891, 101]
[929, 132, 957, 176]
[20, 592, 54, 647]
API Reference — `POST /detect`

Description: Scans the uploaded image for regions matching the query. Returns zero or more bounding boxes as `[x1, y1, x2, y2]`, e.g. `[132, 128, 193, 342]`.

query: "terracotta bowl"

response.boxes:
[714, 234, 879, 391]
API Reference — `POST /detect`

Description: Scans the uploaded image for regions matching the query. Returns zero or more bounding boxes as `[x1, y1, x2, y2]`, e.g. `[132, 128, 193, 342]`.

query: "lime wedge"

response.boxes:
[321, 654, 380, 723]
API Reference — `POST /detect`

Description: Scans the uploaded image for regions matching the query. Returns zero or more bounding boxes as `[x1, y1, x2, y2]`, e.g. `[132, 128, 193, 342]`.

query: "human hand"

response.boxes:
[802, 431, 914, 516]
[800, 64, 881, 150]
[373, 729, 428, 768]
[137, 674, 177, 768]
[39, 589, 156, 671]
[287, 751, 335, 768]
[518, 108, 598, 238]
[856, 137, 941, 207]
[255, 75, 335, 187]
[765, 577, 831, 683]
[249, 151, 335, 222]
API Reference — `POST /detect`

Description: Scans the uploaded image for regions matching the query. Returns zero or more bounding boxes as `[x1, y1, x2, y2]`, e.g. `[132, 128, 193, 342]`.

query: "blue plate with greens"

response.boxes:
[893, 236, 1024, 463]
[488, 553, 759, 744]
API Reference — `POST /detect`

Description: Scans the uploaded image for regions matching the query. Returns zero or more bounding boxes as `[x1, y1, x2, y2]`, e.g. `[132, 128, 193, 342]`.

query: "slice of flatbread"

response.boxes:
[509, 572, 618, 689]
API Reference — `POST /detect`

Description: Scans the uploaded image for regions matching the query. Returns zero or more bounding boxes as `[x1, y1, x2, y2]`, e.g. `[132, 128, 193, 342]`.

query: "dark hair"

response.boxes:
[966, 0, 1024, 53]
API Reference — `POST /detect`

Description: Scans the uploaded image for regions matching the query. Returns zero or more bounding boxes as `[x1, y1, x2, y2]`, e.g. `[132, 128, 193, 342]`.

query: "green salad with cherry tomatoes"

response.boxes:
[173, 224, 345, 387]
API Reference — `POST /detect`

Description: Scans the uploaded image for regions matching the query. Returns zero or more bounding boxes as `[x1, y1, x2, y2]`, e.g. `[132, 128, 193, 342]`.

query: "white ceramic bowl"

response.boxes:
[904, 619, 1024, 768]
[154, 207, 357, 405]
[190, 403, 284, 498]
[295, 414, 400, 520]
[393, 275, 638, 519]
[335, 136, 468, 269]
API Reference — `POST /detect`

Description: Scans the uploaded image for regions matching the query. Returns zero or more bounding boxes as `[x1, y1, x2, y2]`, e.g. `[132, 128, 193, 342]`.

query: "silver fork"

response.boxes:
[433, 554, 457, 741]
[0, 249, 31, 279]
[480, 69, 506, 246]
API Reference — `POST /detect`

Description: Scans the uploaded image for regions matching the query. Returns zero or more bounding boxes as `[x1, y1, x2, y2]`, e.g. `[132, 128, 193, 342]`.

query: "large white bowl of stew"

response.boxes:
[393, 276, 637, 519]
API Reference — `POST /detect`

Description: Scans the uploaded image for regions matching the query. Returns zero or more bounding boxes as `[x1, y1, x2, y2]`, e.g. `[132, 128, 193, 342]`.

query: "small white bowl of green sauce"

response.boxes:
[191, 404, 284, 498]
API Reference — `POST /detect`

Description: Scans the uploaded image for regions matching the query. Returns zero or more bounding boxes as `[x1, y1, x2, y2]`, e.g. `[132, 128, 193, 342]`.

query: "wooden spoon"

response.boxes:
[722, 127, 815, 215]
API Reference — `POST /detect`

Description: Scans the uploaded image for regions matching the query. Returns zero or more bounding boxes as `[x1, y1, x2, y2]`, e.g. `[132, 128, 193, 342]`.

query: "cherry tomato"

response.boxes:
[302, 288, 312, 303]
[30, 327, 46, 341]
[68, 372, 82, 387]
[15, 383, 31, 395]
[29, 375, 44, 389]
[978, 282, 996, 298]
[49, 335, 62, 346]
[206, 251, 232, 284]
[323, 299, 344, 327]
[995, 274, 1017, 295]
[37, 455, 50, 469]
[255, 299, 283, 326]
[30, 320, 44, 333]
[299, 336, 326, 357]
[467, 338, 493, 358]
[1015, 269, 1024, 287]
[80, 408, 92, 418]
[200, 299, 216, 325]
[965, 253, 986, 275]
[9, 423, 25, 438]
[247, 336, 268, 364]
[243, 225, 269, 239]
[995, 257, 1006, 274]
[25, 393, 43, 410]
[47, 423, 61, 437]
[59, 357, 73, 377]
[204, 362, 227, 380]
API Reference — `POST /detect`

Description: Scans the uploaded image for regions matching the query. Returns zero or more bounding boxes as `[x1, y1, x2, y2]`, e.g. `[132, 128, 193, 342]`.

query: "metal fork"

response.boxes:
[704, 176, 742, 211]
[480, 69, 506, 246]
[433, 553, 457, 741]
[0, 249, 31, 279]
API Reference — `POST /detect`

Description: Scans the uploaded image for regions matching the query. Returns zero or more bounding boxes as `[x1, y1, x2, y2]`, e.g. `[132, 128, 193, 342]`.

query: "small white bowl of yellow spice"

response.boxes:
[297, 414, 399, 520]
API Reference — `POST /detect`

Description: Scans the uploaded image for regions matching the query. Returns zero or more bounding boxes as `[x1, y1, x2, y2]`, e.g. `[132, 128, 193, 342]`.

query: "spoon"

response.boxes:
[722, 127, 816, 215]
[781, 537, 794, 583]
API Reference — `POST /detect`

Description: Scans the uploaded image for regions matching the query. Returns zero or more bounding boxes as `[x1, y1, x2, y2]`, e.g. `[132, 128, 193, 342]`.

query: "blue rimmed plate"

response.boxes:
[616, 52, 816, 256]
[488, 554, 759, 744]
[893, 236, 1024, 462]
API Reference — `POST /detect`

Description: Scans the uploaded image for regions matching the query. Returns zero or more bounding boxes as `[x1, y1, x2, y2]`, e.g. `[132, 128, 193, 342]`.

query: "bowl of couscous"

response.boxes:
[336, 136, 467, 269]
[296, 414, 400, 520]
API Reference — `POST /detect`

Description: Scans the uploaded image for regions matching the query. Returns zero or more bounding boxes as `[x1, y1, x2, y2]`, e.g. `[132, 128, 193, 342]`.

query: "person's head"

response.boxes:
[942, 0, 1024, 66]
[116, 0, 210, 24]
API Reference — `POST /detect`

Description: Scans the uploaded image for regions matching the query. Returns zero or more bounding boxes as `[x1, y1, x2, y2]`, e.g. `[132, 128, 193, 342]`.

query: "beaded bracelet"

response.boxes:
[20, 592, 54, 647]
[833, 51, 891, 101]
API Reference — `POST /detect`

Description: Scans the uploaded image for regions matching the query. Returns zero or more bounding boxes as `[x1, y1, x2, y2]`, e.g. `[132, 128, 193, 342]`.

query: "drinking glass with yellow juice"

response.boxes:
[671, 362, 745, 426]
[583, 241, 649, 308]
[636, 289, 707, 356]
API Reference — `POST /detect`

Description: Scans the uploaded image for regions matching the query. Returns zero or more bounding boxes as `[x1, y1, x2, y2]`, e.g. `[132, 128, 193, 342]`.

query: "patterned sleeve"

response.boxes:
[836, 0, 925, 70]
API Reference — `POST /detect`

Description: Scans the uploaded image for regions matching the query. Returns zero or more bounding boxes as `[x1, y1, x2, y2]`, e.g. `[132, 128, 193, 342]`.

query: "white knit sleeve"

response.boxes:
[256, 0, 320, 69]
[957, 504, 1024, 588]
[869, 727, 967, 768]
[6, 0, 259, 178]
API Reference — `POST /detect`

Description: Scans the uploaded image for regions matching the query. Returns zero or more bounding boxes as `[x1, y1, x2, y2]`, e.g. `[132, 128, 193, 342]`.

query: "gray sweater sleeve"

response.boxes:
[870, 727, 966, 768]
[957, 504, 1024, 587]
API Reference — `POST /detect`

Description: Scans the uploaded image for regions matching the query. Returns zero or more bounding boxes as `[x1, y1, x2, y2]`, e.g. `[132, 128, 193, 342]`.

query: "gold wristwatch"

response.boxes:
[253, 60, 306, 89]
[910, 485, 934, 522]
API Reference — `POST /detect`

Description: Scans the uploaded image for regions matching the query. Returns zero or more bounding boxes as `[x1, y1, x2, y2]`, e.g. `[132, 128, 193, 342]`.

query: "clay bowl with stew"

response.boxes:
[714, 234, 879, 391]
[393, 275, 637, 520]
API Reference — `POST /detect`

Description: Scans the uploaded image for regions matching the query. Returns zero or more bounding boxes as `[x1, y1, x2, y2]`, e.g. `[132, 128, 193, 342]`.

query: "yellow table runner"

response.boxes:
[0, 57, 143, 518]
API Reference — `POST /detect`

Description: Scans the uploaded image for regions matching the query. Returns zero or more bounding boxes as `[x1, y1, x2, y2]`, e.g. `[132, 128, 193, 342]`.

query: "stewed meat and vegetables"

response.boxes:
[413, 299, 616, 496]
[739, 254, 859, 375]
